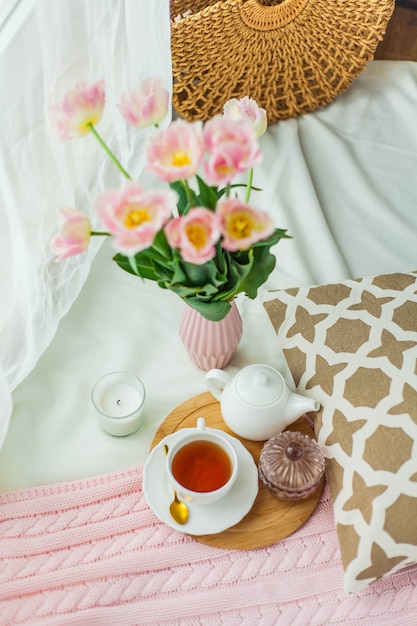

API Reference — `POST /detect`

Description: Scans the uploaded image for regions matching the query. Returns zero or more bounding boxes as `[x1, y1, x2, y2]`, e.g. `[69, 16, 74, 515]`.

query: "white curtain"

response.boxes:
[0, 0, 172, 448]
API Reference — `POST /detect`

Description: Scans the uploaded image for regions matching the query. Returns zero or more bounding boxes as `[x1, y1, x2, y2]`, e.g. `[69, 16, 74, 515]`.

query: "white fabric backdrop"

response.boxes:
[255, 61, 417, 289]
[0, 0, 172, 449]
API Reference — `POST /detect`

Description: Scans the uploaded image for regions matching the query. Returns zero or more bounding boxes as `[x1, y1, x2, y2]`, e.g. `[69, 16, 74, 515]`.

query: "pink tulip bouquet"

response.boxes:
[49, 79, 289, 321]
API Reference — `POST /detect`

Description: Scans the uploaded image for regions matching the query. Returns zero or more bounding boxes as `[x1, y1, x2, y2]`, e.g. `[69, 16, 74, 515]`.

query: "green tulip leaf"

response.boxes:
[182, 298, 232, 322]
[194, 175, 218, 210]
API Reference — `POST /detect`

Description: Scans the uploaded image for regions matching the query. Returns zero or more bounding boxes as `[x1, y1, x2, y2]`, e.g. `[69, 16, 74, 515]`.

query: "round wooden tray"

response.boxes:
[151, 391, 324, 550]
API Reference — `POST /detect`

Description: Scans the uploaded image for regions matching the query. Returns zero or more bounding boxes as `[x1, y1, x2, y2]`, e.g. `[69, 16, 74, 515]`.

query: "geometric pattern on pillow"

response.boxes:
[263, 272, 417, 594]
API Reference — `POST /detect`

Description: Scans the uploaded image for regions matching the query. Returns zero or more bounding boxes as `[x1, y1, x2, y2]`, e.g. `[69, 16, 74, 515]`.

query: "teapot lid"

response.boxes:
[234, 364, 284, 406]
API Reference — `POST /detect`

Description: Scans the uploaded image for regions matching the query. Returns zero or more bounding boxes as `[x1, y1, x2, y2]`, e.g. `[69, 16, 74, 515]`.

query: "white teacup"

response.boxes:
[165, 417, 238, 504]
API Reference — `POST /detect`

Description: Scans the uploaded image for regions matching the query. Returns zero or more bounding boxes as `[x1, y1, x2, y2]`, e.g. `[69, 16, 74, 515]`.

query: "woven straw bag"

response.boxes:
[171, 0, 395, 123]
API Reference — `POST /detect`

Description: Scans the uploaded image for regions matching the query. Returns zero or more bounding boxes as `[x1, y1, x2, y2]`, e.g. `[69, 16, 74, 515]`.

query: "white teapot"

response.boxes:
[205, 364, 320, 441]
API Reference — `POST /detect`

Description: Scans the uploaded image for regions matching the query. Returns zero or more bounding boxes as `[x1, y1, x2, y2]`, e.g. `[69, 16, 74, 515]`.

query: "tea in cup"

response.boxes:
[165, 417, 238, 504]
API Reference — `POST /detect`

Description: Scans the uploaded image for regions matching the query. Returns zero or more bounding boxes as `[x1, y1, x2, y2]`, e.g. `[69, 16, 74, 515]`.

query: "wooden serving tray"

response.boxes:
[151, 391, 324, 550]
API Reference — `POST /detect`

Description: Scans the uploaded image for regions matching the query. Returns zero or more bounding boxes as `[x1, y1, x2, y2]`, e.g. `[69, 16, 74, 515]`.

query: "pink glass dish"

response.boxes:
[258, 430, 325, 501]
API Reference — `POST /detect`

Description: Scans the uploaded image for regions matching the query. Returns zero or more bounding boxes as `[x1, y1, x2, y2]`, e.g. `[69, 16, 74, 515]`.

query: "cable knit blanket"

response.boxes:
[1, 467, 417, 625]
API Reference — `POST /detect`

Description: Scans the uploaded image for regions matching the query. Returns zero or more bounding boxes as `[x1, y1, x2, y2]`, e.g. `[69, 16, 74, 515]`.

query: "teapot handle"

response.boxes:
[205, 369, 232, 402]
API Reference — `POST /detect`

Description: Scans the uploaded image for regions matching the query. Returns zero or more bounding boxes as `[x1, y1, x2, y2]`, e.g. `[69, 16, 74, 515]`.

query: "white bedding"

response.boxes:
[0, 60, 416, 491]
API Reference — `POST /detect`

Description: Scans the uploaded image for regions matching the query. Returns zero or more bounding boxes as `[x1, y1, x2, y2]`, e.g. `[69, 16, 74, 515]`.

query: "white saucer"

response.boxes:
[143, 429, 259, 535]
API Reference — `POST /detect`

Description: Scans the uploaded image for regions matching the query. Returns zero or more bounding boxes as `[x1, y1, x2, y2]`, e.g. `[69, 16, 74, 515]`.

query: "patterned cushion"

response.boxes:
[262, 271, 417, 594]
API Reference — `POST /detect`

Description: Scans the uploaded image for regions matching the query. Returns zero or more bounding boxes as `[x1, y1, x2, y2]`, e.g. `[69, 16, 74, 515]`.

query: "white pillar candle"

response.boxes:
[91, 372, 145, 436]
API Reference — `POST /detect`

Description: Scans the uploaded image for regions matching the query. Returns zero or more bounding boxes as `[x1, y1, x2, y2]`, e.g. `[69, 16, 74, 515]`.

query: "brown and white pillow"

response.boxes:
[262, 271, 417, 594]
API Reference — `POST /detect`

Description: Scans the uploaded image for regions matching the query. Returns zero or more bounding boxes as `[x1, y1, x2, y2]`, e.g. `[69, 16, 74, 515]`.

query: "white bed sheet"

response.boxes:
[0, 60, 416, 491]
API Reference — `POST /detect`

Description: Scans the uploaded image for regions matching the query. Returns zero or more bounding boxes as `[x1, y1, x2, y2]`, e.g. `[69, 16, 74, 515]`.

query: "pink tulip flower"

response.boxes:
[51, 207, 92, 261]
[96, 182, 176, 256]
[48, 80, 105, 141]
[165, 207, 221, 264]
[223, 96, 267, 138]
[203, 116, 262, 186]
[145, 119, 204, 182]
[216, 198, 275, 251]
[118, 77, 170, 129]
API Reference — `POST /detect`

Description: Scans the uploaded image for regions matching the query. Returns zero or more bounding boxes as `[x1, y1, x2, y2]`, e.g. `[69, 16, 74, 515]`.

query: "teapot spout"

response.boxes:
[285, 391, 320, 426]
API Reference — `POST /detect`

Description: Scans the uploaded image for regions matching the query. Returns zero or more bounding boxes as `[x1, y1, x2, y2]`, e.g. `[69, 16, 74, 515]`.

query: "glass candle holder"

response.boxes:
[258, 430, 325, 501]
[91, 371, 145, 436]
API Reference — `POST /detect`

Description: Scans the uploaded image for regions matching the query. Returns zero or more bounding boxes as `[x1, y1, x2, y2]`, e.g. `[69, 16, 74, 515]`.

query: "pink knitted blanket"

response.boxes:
[1, 467, 416, 626]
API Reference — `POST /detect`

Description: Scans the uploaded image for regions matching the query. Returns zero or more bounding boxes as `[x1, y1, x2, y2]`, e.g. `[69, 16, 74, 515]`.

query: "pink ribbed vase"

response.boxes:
[179, 301, 243, 370]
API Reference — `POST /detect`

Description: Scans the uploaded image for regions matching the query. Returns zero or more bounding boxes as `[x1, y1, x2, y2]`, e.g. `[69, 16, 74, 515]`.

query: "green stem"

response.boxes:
[181, 179, 195, 211]
[179, 179, 194, 212]
[245, 168, 253, 203]
[87, 123, 131, 180]
[91, 231, 110, 237]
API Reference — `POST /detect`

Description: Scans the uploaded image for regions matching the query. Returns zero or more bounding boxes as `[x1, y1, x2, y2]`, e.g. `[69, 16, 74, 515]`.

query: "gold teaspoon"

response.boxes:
[164, 444, 189, 525]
